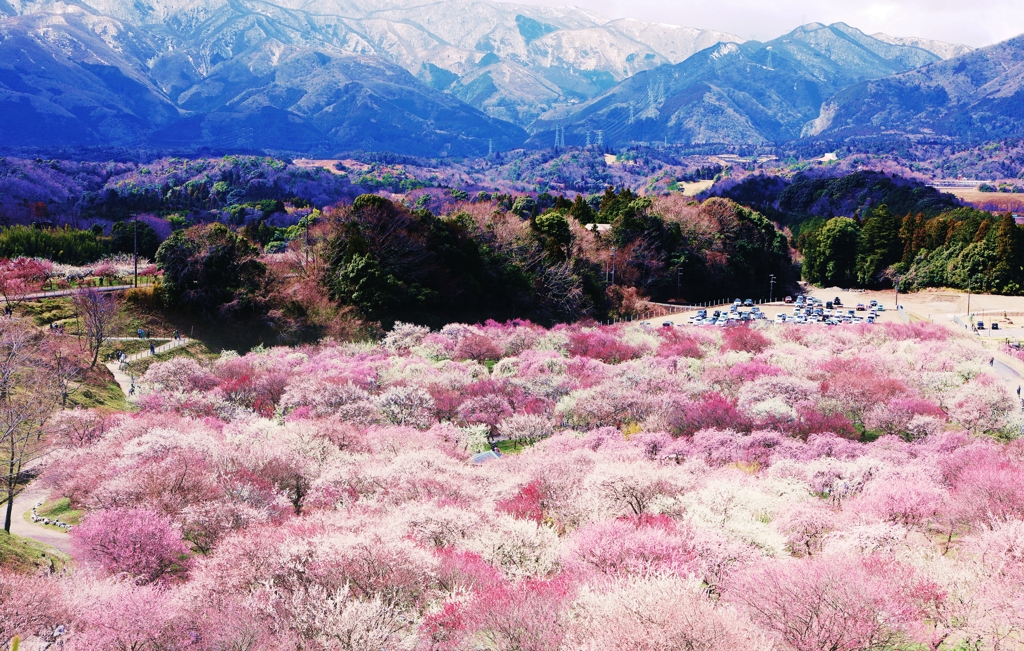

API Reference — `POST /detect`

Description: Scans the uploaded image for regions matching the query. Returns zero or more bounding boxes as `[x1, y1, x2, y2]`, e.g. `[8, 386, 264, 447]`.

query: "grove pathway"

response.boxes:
[7, 484, 73, 556]
[104, 336, 192, 399]
[20, 282, 154, 302]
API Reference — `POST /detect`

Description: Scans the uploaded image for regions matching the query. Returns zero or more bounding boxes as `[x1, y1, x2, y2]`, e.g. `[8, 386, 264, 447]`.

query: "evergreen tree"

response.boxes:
[993, 213, 1024, 294]
[813, 217, 860, 288]
[856, 205, 901, 287]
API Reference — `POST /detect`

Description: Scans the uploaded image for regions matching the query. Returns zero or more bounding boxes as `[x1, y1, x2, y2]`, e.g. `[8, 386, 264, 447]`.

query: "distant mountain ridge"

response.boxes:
[3, 0, 744, 127]
[0, 0, 995, 155]
[532, 23, 949, 148]
[870, 33, 973, 60]
[807, 34, 1024, 141]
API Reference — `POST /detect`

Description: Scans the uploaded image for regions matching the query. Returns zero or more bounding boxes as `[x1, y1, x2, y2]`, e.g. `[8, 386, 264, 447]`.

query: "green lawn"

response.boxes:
[29, 497, 82, 528]
[495, 439, 529, 455]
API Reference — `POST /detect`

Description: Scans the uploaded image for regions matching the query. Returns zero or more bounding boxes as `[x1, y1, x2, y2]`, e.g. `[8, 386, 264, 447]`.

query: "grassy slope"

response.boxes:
[0, 531, 67, 573]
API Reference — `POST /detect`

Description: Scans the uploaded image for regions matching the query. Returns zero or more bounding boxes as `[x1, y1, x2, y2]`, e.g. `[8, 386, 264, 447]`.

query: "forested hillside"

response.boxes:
[799, 207, 1024, 294]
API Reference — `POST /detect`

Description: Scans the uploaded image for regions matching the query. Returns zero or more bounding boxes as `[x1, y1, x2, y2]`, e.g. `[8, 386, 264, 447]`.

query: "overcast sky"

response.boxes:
[523, 0, 1024, 47]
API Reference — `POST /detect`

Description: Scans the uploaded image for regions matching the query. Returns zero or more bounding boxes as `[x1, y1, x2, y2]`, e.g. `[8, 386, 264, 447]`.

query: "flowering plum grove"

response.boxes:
[4, 320, 1024, 650]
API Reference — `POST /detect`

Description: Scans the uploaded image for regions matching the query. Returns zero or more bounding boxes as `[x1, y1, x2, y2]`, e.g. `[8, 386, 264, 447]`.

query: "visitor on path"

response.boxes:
[173, 330, 179, 340]
[149, 342, 156, 355]
[137, 328, 144, 338]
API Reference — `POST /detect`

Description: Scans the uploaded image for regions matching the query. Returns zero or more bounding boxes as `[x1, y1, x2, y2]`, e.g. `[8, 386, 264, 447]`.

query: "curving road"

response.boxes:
[7, 484, 73, 556]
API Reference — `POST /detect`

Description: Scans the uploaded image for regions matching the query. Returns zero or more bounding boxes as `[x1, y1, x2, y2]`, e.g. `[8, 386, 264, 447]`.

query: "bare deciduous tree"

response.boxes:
[0, 320, 65, 533]
[72, 288, 119, 369]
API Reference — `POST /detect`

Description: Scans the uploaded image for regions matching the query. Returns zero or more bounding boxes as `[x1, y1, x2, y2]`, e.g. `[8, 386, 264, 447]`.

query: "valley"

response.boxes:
[3, 2, 1024, 650]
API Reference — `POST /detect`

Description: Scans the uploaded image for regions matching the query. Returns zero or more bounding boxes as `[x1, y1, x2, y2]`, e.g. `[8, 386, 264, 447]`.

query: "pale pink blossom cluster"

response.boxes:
[4, 320, 1024, 650]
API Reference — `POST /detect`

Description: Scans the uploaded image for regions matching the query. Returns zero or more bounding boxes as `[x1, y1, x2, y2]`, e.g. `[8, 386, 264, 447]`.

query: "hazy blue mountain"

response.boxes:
[0, 4, 526, 155]
[530, 23, 943, 147]
[806, 35, 1024, 141]
[0, 0, 989, 155]
[0, 12, 180, 147]
[5, 0, 743, 128]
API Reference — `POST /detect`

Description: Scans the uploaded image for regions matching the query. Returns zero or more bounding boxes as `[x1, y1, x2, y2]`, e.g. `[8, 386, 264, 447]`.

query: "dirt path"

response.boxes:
[7, 484, 73, 556]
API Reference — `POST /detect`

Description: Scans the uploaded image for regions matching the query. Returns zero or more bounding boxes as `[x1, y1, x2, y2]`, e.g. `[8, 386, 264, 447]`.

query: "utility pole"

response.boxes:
[610, 247, 617, 285]
[967, 276, 972, 322]
[305, 208, 311, 266]
[133, 213, 138, 288]
[676, 266, 682, 299]
[769, 273, 776, 303]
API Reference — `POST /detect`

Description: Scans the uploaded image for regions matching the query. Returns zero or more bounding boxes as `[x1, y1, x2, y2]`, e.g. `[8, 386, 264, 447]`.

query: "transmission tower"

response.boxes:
[488, 139, 493, 156]
[585, 131, 591, 147]
[628, 102, 635, 125]
[766, 46, 774, 71]
[596, 130, 604, 147]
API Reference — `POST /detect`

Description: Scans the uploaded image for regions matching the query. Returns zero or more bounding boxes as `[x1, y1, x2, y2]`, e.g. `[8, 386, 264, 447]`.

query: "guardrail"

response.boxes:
[896, 305, 910, 324]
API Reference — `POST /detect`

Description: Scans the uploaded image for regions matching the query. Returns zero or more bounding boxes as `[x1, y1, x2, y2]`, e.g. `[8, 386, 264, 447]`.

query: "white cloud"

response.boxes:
[518, 0, 1024, 47]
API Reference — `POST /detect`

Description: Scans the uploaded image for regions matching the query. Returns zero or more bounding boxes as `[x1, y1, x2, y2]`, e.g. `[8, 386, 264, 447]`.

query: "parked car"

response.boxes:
[784, 296, 793, 304]
[743, 298, 754, 307]
[662, 321, 673, 328]
[833, 297, 843, 306]
[856, 304, 866, 311]
[992, 322, 1000, 330]
[825, 301, 833, 309]
[977, 321, 986, 330]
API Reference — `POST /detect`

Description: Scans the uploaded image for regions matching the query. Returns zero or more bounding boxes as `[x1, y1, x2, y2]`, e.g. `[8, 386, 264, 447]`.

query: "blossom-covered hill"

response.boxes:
[4, 319, 1024, 649]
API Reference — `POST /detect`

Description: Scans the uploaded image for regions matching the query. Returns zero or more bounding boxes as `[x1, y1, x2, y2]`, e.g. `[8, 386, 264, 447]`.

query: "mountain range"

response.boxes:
[0, 0, 1015, 157]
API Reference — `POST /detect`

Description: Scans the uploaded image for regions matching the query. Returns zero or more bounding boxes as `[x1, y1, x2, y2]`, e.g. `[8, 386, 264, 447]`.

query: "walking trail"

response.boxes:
[104, 336, 192, 399]
[7, 483, 73, 556]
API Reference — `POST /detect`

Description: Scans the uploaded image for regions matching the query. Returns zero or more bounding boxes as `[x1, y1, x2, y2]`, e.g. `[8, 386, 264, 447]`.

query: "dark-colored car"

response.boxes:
[833, 297, 843, 306]
[743, 299, 754, 307]
[825, 301, 833, 309]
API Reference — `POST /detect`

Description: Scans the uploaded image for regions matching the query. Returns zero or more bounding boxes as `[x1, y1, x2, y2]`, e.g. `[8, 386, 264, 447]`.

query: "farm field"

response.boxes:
[944, 189, 1024, 212]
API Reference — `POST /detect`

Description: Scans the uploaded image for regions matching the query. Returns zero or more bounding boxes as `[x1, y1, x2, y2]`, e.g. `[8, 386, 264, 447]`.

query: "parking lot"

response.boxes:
[645, 294, 897, 328]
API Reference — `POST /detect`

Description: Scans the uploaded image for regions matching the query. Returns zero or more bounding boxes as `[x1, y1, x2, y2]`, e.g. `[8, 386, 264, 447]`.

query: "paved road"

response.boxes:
[6, 484, 73, 556]
[991, 358, 1024, 401]
[20, 282, 153, 302]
